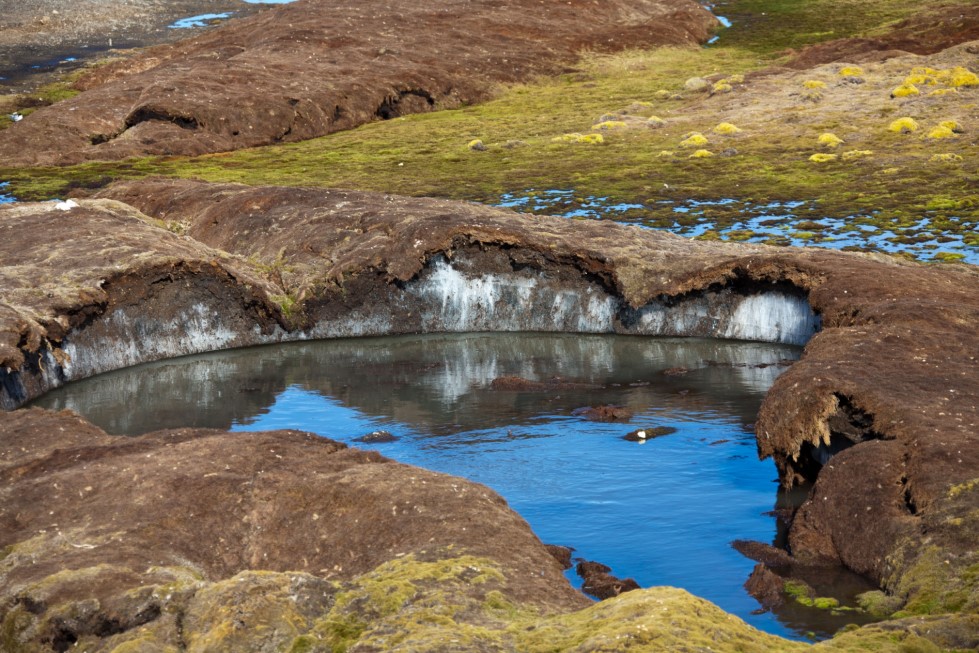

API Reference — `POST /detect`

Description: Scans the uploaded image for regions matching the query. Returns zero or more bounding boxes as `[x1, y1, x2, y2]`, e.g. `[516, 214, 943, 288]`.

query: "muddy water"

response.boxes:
[32, 332, 878, 640]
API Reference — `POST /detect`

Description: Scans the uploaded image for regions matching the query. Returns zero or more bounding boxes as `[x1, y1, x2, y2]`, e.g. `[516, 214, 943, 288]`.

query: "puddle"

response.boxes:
[168, 13, 233, 29]
[495, 190, 979, 264]
[32, 332, 881, 641]
[0, 182, 15, 203]
[701, 1, 732, 44]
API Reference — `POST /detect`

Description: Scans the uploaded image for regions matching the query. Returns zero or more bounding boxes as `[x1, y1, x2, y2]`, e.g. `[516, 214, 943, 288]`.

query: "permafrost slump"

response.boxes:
[2, 253, 820, 408]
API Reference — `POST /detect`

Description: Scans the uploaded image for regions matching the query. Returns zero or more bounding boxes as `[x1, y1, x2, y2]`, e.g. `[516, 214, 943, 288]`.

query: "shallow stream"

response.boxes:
[33, 332, 880, 640]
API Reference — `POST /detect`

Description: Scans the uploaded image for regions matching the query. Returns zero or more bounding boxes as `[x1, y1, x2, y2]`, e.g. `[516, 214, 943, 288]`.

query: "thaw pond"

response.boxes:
[32, 333, 878, 640]
[496, 189, 979, 264]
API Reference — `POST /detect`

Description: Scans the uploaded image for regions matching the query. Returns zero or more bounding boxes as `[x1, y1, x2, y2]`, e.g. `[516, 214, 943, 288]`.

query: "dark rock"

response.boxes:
[576, 560, 640, 600]
[354, 430, 398, 443]
[744, 563, 786, 610]
[571, 405, 634, 421]
[732, 540, 794, 570]
[623, 426, 677, 441]
[545, 545, 575, 570]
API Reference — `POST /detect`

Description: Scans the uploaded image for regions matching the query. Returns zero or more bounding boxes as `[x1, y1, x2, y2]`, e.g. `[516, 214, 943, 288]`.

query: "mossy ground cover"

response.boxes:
[2, 0, 976, 263]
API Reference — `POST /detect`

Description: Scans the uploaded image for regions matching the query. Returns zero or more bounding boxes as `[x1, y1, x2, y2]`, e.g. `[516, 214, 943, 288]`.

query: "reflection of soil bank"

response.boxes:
[1, 179, 977, 650]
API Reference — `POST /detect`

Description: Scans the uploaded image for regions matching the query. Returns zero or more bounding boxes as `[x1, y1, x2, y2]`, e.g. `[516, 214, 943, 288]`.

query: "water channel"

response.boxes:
[32, 332, 880, 640]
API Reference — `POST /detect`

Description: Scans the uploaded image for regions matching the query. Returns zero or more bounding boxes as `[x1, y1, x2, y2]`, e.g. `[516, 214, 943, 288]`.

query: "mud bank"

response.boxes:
[1, 179, 978, 650]
[0, 0, 717, 165]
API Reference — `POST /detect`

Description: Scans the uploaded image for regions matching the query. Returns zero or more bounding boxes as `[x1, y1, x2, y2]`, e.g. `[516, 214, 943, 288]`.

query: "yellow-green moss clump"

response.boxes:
[888, 117, 919, 133]
[551, 133, 605, 145]
[926, 125, 956, 139]
[646, 116, 666, 128]
[948, 67, 979, 87]
[591, 120, 628, 130]
[891, 83, 920, 98]
[817, 132, 844, 148]
[841, 150, 873, 161]
[948, 478, 979, 498]
[803, 80, 827, 89]
[679, 132, 709, 148]
[939, 119, 964, 133]
[713, 122, 742, 135]
[810, 153, 838, 163]
[929, 153, 962, 163]
[712, 81, 733, 94]
[689, 149, 714, 158]
[467, 139, 487, 151]
[904, 73, 937, 86]
[838, 65, 864, 77]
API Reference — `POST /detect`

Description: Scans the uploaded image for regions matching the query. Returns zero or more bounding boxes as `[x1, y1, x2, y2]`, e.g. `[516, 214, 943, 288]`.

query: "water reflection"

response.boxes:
[37, 333, 796, 436]
[33, 333, 874, 640]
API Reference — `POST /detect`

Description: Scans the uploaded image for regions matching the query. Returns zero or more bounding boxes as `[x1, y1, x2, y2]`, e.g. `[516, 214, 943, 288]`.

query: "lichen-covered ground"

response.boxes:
[1, 0, 976, 263]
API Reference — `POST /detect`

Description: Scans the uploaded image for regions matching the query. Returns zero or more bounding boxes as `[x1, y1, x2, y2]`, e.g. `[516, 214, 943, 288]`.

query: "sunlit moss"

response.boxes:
[803, 80, 826, 89]
[939, 119, 964, 133]
[679, 132, 709, 148]
[890, 83, 920, 98]
[948, 67, 979, 87]
[888, 117, 919, 133]
[926, 125, 956, 139]
[467, 139, 487, 151]
[646, 116, 666, 128]
[817, 132, 844, 148]
[838, 65, 864, 77]
[712, 81, 733, 94]
[713, 122, 742, 135]
[841, 150, 873, 161]
[591, 120, 628, 130]
[689, 149, 715, 158]
[929, 153, 962, 163]
[809, 153, 838, 162]
[904, 73, 936, 86]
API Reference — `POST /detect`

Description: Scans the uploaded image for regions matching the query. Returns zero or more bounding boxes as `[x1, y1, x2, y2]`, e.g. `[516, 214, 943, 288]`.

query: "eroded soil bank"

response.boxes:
[0, 0, 717, 165]
[1, 180, 977, 650]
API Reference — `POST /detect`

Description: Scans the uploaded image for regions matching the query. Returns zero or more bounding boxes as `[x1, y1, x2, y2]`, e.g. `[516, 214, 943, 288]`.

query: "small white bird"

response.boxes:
[10, 113, 23, 122]
[54, 199, 79, 211]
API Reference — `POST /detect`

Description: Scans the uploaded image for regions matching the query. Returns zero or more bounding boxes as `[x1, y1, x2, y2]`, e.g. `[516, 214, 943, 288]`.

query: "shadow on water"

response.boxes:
[32, 332, 880, 641]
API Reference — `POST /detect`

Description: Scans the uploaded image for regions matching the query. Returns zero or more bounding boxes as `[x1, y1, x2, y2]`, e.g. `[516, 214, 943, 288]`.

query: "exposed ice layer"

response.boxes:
[407, 257, 819, 345]
[60, 302, 240, 382]
[2, 254, 819, 408]
[408, 258, 619, 333]
[723, 294, 820, 345]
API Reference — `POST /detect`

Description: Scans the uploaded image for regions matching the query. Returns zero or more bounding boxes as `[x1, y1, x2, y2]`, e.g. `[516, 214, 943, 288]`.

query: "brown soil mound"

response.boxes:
[0, 0, 717, 166]
[0, 179, 977, 647]
[0, 407, 586, 649]
[784, 3, 979, 68]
